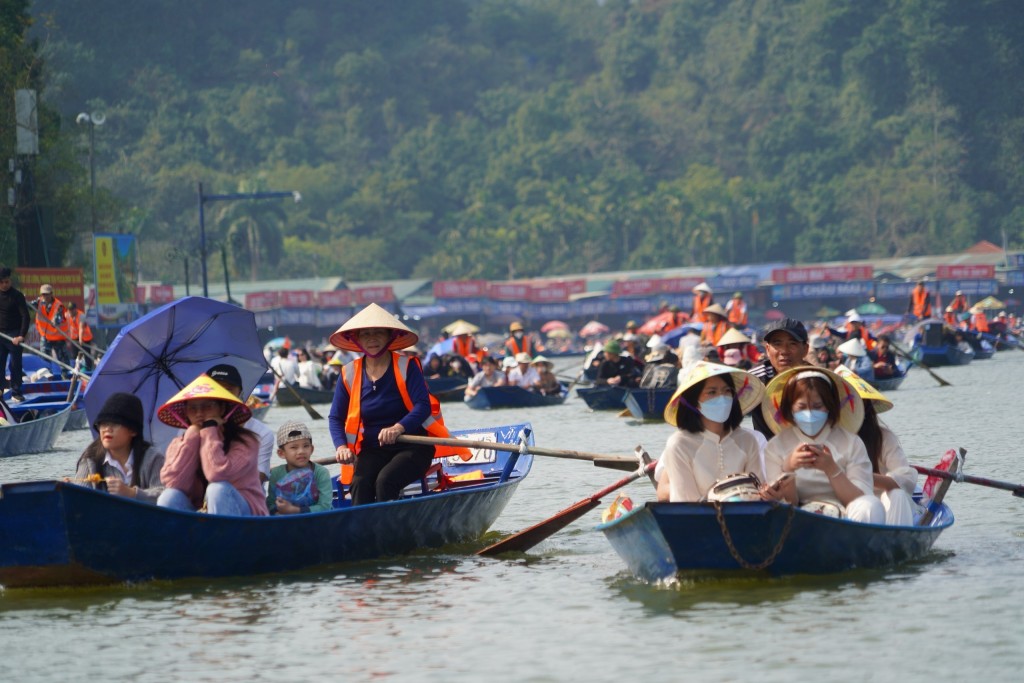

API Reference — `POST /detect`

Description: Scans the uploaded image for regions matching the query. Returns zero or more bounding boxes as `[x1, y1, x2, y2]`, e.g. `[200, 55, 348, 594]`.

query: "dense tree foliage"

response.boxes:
[24, 0, 1024, 283]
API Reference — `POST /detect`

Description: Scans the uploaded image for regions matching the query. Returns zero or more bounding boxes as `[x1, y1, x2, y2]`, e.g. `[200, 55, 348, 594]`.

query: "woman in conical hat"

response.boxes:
[760, 366, 885, 524]
[655, 361, 766, 503]
[835, 366, 917, 526]
[155, 374, 268, 516]
[327, 303, 468, 506]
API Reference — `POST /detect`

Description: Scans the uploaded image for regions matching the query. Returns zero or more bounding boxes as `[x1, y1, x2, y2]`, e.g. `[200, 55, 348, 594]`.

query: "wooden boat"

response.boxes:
[577, 385, 629, 411]
[598, 498, 953, 580]
[576, 385, 674, 419]
[623, 387, 675, 420]
[866, 360, 910, 392]
[427, 376, 469, 402]
[464, 385, 566, 410]
[0, 423, 535, 588]
[910, 344, 974, 367]
[274, 384, 334, 406]
[0, 403, 73, 458]
[5, 379, 88, 431]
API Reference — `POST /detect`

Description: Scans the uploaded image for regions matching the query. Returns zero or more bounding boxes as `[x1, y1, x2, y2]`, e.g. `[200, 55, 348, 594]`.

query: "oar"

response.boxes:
[28, 301, 100, 363]
[890, 341, 951, 387]
[269, 364, 324, 420]
[395, 434, 637, 467]
[476, 460, 658, 556]
[913, 464, 1024, 498]
[0, 332, 84, 378]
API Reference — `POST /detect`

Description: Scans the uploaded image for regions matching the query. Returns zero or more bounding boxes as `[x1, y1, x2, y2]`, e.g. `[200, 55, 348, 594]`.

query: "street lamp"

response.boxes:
[76, 111, 106, 232]
[197, 182, 301, 297]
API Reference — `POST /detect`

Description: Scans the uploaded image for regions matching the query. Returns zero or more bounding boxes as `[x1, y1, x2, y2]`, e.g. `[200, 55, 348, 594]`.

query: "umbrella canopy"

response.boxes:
[442, 319, 479, 334]
[545, 328, 572, 339]
[637, 311, 677, 336]
[973, 295, 1004, 310]
[540, 320, 569, 333]
[579, 320, 610, 338]
[856, 302, 887, 315]
[83, 297, 268, 449]
[815, 305, 840, 318]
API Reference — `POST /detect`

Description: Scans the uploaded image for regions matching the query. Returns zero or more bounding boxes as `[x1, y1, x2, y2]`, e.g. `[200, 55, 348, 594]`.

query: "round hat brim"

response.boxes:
[760, 365, 864, 435]
[328, 303, 419, 352]
[663, 361, 765, 425]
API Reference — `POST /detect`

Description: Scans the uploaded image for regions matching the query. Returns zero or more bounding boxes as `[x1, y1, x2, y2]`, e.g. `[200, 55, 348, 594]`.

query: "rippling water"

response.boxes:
[2, 354, 1024, 682]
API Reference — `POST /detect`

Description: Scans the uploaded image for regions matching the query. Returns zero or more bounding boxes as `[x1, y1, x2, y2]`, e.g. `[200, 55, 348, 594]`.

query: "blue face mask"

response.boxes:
[793, 409, 829, 437]
[699, 396, 734, 424]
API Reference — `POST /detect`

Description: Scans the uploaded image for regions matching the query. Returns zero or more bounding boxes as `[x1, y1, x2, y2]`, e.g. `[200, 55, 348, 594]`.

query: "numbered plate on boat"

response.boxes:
[444, 432, 498, 465]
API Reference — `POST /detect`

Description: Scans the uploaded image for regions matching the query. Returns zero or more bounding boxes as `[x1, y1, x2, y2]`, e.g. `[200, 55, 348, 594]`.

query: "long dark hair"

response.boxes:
[857, 400, 883, 473]
[675, 374, 743, 434]
[79, 433, 154, 487]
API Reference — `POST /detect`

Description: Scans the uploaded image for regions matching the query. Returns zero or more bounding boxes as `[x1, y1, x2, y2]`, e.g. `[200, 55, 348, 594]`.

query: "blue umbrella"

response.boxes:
[83, 297, 268, 449]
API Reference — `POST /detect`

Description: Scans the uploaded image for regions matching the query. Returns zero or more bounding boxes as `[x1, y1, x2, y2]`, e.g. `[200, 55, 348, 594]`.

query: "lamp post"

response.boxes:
[75, 111, 106, 232]
[197, 183, 301, 297]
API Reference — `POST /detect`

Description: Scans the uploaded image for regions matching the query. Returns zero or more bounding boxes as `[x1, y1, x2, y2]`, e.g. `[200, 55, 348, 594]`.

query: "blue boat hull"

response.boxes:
[465, 386, 566, 410]
[0, 424, 534, 587]
[599, 500, 953, 580]
[0, 405, 72, 457]
[911, 345, 973, 367]
[626, 387, 675, 420]
[576, 386, 628, 411]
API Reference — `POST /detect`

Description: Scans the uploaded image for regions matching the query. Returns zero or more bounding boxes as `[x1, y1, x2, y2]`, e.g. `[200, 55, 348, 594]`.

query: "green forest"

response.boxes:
[4, 0, 1024, 285]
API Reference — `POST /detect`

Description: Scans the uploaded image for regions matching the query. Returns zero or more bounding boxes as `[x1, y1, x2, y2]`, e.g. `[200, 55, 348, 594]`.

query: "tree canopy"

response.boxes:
[23, 0, 1024, 283]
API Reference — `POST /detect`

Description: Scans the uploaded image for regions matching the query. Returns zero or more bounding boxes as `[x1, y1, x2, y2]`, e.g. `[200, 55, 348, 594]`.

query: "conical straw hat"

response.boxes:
[834, 366, 893, 413]
[157, 374, 252, 428]
[760, 365, 864, 435]
[328, 303, 419, 352]
[717, 327, 751, 347]
[447, 320, 478, 337]
[663, 361, 765, 425]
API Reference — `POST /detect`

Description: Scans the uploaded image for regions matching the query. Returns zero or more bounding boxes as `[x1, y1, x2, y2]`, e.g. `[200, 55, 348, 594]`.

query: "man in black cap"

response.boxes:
[207, 363, 275, 484]
[0, 267, 30, 402]
[750, 318, 810, 440]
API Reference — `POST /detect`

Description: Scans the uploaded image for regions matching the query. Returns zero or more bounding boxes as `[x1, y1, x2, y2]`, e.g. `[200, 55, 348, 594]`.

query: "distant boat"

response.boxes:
[0, 404, 73, 458]
[465, 386, 567, 410]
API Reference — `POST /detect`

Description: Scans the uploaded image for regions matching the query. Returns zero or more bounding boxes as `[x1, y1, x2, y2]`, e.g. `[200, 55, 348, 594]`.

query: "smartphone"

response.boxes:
[768, 472, 793, 490]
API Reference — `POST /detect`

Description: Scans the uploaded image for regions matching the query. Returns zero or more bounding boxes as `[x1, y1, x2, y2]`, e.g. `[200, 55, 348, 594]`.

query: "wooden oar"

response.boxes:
[913, 464, 1024, 498]
[28, 301, 100, 363]
[0, 332, 84, 377]
[395, 434, 637, 467]
[269, 364, 324, 420]
[477, 460, 658, 556]
[890, 341, 951, 387]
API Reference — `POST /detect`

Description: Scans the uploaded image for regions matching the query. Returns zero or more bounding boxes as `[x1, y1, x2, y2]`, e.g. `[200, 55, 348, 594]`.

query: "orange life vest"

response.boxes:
[911, 286, 932, 318]
[452, 335, 477, 361]
[68, 310, 94, 343]
[845, 324, 876, 352]
[943, 310, 958, 327]
[504, 334, 534, 357]
[726, 301, 748, 327]
[701, 319, 729, 346]
[339, 352, 471, 484]
[949, 294, 969, 313]
[972, 311, 989, 333]
[692, 293, 712, 323]
[34, 298, 69, 341]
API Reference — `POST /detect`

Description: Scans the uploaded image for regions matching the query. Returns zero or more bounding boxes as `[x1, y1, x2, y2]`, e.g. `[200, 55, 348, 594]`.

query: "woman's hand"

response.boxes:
[786, 443, 820, 471]
[760, 473, 796, 502]
[335, 445, 354, 464]
[803, 443, 838, 476]
[378, 423, 406, 445]
[106, 478, 137, 498]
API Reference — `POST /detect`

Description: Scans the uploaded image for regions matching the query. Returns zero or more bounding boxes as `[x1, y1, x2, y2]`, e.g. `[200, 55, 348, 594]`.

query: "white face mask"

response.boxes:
[793, 409, 829, 437]
[699, 396, 733, 424]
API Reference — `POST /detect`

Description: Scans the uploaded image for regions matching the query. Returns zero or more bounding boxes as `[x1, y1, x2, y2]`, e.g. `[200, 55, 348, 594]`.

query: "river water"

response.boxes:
[2, 353, 1023, 682]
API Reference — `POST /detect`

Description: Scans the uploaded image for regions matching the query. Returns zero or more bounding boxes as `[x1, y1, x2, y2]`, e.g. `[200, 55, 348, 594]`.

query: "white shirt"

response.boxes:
[660, 428, 763, 502]
[245, 417, 276, 478]
[507, 366, 540, 389]
[297, 360, 323, 390]
[271, 355, 298, 384]
[102, 452, 134, 482]
[764, 423, 874, 505]
[876, 426, 917, 496]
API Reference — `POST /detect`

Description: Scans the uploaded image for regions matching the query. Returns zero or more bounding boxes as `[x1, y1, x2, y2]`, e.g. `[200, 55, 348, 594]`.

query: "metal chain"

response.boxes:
[713, 502, 796, 570]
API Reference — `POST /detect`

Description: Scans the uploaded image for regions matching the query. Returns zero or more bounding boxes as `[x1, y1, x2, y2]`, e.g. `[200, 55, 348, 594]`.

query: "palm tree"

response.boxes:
[215, 179, 288, 281]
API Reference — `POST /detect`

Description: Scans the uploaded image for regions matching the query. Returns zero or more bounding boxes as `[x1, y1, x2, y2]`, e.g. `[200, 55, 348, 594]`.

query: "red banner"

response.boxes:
[280, 290, 315, 308]
[150, 285, 176, 304]
[317, 290, 352, 308]
[659, 277, 706, 294]
[935, 264, 995, 280]
[772, 265, 874, 283]
[245, 291, 279, 311]
[488, 282, 531, 301]
[433, 280, 488, 298]
[611, 278, 660, 298]
[354, 286, 395, 304]
[15, 267, 85, 309]
[528, 282, 573, 303]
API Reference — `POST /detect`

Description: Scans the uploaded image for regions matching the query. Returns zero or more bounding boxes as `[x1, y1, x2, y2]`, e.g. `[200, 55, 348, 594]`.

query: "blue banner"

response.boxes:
[771, 281, 874, 300]
[936, 280, 998, 296]
[875, 282, 916, 299]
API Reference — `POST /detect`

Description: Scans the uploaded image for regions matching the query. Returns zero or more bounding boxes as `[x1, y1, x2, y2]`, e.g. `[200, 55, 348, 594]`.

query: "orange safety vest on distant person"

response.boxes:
[452, 335, 477, 362]
[910, 286, 932, 319]
[340, 352, 471, 484]
[701, 319, 729, 347]
[692, 293, 712, 323]
[845, 324, 876, 352]
[68, 310, 94, 343]
[34, 298, 69, 342]
[726, 301, 748, 327]
[943, 310, 958, 327]
[949, 294, 969, 313]
[504, 334, 534, 357]
[972, 311, 989, 333]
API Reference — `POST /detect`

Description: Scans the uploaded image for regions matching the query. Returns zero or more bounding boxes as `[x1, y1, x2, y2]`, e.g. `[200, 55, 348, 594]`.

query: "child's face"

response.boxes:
[278, 438, 314, 468]
[185, 399, 226, 426]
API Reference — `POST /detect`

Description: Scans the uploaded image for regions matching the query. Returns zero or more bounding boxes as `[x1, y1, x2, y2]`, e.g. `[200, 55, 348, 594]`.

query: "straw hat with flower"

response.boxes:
[328, 303, 419, 353]
[663, 361, 765, 425]
[760, 365, 864, 435]
[834, 366, 893, 413]
[157, 374, 252, 429]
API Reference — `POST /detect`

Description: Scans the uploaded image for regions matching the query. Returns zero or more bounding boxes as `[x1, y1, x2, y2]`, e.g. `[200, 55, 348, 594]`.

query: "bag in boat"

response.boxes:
[274, 467, 319, 508]
[601, 493, 634, 522]
[703, 472, 763, 502]
[800, 500, 845, 518]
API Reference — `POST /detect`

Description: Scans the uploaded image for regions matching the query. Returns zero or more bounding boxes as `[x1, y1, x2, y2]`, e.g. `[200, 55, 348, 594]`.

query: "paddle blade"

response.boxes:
[622, 392, 644, 420]
[476, 499, 602, 556]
